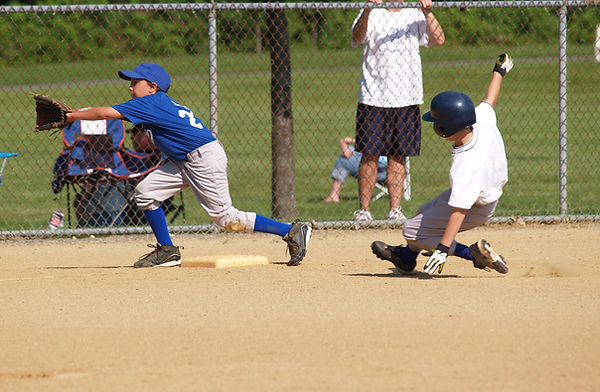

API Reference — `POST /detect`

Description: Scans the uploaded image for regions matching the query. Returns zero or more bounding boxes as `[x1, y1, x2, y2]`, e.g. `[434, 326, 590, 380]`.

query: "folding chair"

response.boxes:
[0, 152, 18, 186]
[370, 156, 411, 202]
[52, 119, 183, 228]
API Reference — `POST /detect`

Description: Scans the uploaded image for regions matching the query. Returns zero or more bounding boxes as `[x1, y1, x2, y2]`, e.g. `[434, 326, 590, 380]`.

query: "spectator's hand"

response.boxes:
[493, 53, 513, 77]
[419, 0, 433, 12]
[423, 244, 449, 275]
[340, 137, 355, 158]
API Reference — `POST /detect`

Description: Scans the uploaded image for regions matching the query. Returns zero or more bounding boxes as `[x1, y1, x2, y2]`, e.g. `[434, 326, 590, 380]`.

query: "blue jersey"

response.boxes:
[112, 92, 216, 160]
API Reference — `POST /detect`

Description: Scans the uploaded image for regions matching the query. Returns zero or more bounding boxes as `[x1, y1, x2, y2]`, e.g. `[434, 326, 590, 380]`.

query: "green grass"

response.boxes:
[1, 43, 599, 231]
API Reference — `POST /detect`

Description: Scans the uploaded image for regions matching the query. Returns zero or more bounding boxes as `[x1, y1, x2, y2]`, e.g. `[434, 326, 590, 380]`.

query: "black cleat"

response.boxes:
[134, 243, 182, 268]
[371, 241, 416, 272]
[283, 222, 312, 266]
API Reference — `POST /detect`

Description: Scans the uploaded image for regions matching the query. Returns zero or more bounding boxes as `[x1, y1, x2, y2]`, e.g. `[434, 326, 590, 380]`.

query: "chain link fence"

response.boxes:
[0, 1, 598, 236]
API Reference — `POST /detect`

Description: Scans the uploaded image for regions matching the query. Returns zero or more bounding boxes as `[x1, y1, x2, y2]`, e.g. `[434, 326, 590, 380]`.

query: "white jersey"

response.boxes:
[448, 103, 508, 209]
[352, 8, 429, 108]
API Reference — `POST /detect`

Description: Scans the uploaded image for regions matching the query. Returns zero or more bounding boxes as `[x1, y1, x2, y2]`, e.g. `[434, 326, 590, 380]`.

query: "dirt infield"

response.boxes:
[1, 223, 599, 391]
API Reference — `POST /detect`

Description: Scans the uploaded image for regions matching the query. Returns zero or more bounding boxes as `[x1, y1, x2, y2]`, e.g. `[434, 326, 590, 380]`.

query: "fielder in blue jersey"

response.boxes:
[66, 63, 312, 267]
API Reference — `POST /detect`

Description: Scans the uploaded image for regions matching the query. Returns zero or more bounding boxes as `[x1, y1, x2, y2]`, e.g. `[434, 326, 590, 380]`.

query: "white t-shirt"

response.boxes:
[448, 103, 508, 209]
[352, 8, 429, 108]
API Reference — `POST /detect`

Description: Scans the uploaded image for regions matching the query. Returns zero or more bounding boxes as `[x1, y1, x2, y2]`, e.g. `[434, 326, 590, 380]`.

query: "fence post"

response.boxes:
[596, 23, 600, 63]
[558, 0, 568, 218]
[208, 2, 219, 135]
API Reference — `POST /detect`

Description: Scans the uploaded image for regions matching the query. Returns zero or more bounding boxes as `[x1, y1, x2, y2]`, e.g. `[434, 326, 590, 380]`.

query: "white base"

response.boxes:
[181, 255, 269, 268]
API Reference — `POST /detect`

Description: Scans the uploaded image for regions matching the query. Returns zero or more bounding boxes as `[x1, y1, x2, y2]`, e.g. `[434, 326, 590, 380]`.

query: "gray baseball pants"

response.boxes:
[135, 140, 256, 232]
[402, 189, 497, 255]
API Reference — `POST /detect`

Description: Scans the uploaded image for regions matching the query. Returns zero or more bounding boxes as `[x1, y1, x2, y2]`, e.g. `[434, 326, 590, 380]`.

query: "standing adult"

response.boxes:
[351, 0, 445, 221]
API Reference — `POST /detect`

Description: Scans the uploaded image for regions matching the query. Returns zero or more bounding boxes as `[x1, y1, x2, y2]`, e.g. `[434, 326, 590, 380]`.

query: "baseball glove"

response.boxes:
[34, 94, 72, 132]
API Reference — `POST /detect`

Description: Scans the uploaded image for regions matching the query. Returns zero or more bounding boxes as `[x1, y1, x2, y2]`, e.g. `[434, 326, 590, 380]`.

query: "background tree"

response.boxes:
[266, 7, 297, 220]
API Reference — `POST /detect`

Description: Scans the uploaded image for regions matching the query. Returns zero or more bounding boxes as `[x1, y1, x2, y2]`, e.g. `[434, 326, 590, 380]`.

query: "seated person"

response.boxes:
[131, 124, 156, 152]
[74, 177, 134, 227]
[129, 124, 164, 168]
[324, 137, 388, 202]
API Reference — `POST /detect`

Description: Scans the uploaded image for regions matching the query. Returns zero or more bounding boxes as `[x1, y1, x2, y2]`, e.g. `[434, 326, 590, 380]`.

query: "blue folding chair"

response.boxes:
[0, 152, 18, 186]
[52, 120, 183, 228]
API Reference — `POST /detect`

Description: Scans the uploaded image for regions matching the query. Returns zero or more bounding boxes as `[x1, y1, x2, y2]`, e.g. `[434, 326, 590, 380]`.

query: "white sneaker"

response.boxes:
[354, 209, 373, 222]
[387, 207, 407, 221]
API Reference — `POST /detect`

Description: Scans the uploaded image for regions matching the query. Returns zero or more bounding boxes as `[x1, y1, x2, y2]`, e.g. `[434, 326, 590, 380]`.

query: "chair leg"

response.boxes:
[372, 182, 389, 201]
[403, 156, 411, 201]
[0, 158, 7, 184]
[180, 192, 186, 223]
[66, 183, 72, 229]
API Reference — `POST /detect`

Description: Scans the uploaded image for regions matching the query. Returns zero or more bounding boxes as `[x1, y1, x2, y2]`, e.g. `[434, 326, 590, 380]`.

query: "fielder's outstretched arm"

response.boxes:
[66, 107, 124, 122]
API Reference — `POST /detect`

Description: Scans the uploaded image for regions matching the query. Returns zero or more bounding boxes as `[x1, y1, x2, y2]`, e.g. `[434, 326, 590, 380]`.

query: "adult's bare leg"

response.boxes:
[387, 155, 406, 211]
[358, 154, 378, 211]
[324, 180, 343, 202]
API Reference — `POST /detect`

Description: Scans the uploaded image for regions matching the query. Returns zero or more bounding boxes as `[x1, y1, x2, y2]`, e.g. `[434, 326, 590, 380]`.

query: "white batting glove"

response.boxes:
[423, 244, 449, 275]
[493, 53, 513, 77]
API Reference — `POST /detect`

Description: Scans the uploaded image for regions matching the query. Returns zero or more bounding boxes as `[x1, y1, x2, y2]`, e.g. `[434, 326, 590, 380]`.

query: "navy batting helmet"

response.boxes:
[422, 91, 476, 138]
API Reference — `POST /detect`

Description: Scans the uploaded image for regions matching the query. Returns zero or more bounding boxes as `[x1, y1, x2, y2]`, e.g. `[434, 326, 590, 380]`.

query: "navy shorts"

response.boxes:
[355, 103, 421, 157]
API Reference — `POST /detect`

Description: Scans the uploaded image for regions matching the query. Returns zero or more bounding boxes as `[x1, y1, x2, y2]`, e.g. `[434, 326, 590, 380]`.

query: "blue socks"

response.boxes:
[145, 210, 291, 243]
[453, 242, 473, 260]
[401, 246, 420, 262]
[253, 214, 292, 237]
[144, 207, 173, 246]
[403, 243, 473, 260]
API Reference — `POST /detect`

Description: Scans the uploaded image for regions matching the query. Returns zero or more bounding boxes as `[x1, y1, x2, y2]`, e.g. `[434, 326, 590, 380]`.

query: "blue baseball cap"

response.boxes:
[118, 63, 171, 92]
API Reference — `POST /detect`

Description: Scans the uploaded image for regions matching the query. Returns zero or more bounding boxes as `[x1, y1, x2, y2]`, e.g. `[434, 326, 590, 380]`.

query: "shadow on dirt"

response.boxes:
[45, 266, 129, 269]
[347, 268, 461, 279]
